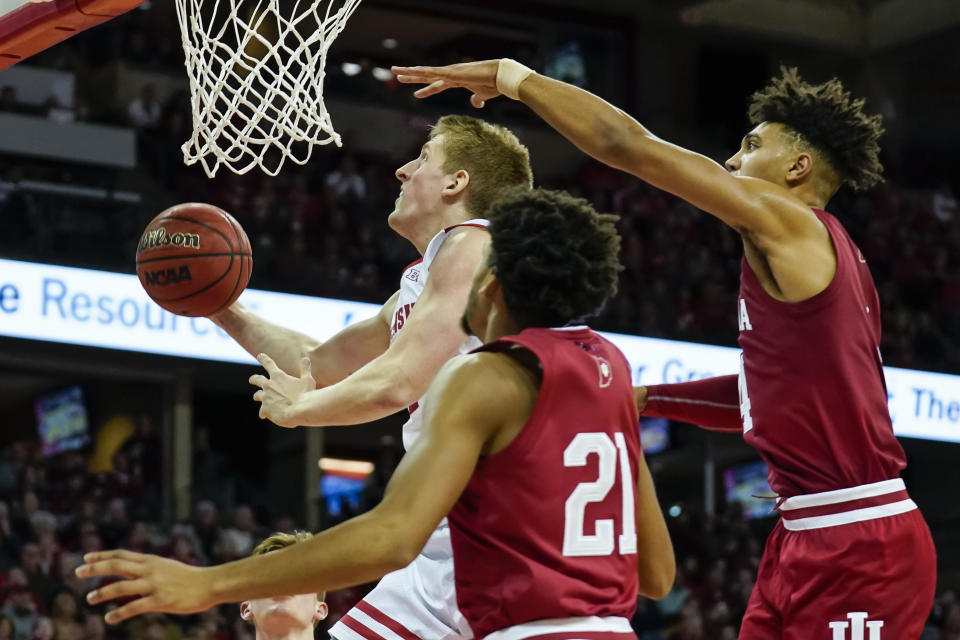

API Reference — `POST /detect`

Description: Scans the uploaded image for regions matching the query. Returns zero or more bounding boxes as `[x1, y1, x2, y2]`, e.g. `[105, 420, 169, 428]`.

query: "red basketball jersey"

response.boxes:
[448, 327, 641, 639]
[737, 209, 906, 497]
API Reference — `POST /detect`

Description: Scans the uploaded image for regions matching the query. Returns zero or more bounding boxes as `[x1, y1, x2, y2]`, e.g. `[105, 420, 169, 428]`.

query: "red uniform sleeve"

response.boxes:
[643, 375, 742, 433]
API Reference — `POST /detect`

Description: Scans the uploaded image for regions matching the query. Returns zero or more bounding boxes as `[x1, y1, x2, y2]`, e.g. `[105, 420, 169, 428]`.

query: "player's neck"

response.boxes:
[410, 204, 474, 255]
[439, 203, 474, 231]
[482, 304, 521, 343]
[253, 625, 314, 640]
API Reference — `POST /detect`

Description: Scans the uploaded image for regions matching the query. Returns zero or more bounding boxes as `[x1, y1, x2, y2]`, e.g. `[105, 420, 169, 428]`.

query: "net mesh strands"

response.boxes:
[175, 0, 361, 177]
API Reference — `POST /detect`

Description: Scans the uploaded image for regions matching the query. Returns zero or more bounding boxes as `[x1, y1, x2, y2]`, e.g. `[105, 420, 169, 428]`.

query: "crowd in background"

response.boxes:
[1, 438, 959, 640]
[1, 4, 959, 639]
[1, 126, 958, 373]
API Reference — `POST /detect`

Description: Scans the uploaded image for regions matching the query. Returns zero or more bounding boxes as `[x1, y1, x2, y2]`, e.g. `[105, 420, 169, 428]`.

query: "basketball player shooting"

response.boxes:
[239, 533, 328, 640]
[76, 188, 676, 640]
[391, 60, 936, 638]
[212, 115, 534, 640]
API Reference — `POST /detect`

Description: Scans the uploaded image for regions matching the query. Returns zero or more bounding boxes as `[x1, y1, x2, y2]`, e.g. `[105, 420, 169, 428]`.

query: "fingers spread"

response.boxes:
[395, 74, 431, 85]
[249, 374, 267, 389]
[104, 596, 161, 625]
[87, 578, 152, 606]
[82, 550, 147, 565]
[76, 559, 145, 580]
[413, 80, 449, 99]
[256, 353, 280, 374]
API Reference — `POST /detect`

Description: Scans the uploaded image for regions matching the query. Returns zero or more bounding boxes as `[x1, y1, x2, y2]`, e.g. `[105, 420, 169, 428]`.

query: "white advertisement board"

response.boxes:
[1, 258, 958, 443]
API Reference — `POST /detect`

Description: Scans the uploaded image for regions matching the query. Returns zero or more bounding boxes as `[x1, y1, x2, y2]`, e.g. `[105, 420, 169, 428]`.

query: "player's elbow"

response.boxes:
[375, 375, 425, 414]
[637, 555, 676, 600]
[373, 514, 423, 571]
[597, 115, 653, 174]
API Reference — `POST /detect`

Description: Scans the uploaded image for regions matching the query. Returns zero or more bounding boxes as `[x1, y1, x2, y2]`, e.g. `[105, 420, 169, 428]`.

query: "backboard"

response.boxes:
[0, 0, 146, 71]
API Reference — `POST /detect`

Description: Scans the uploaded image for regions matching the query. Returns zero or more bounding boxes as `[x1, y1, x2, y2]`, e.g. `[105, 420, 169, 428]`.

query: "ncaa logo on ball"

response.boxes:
[137, 227, 201, 252]
[143, 266, 193, 287]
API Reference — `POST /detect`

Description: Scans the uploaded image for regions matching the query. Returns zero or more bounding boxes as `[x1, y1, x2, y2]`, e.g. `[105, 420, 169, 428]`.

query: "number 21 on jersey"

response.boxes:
[562, 432, 637, 557]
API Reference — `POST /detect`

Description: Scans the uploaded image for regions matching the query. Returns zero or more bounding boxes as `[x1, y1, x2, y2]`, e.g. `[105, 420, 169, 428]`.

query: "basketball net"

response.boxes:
[174, 0, 361, 177]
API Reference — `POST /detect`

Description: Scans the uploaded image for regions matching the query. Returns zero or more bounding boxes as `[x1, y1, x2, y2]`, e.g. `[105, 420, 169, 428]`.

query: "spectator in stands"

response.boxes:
[0, 502, 21, 572]
[98, 499, 130, 550]
[80, 612, 105, 640]
[1, 582, 39, 640]
[0, 616, 14, 640]
[183, 501, 222, 565]
[220, 506, 260, 560]
[50, 592, 82, 640]
[20, 543, 58, 609]
[323, 155, 366, 205]
[29, 617, 52, 640]
[127, 84, 161, 129]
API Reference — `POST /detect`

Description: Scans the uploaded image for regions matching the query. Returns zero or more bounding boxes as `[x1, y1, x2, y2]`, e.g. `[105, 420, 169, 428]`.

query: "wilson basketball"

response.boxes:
[136, 203, 253, 317]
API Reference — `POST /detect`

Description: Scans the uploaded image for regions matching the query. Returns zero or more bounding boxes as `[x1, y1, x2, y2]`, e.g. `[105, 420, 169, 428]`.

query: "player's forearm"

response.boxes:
[517, 73, 653, 175]
[641, 375, 742, 433]
[209, 510, 413, 604]
[291, 358, 420, 427]
[634, 456, 675, 600]
[211, 304, 319, 374]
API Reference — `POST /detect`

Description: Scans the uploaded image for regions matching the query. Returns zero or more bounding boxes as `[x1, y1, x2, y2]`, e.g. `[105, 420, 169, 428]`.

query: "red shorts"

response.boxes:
[739, 479, 936, 640]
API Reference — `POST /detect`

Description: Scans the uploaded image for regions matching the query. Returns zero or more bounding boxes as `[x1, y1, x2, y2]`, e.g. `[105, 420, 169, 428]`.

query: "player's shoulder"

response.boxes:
[431, 349, 538, 410]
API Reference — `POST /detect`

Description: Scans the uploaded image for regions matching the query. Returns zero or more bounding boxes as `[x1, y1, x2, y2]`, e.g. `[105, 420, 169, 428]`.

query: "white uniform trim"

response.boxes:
[779, 478, 905, 511]
[781, 499, 918, 531]
[347, 608, 411, 640]
[484, 616, 633, 640]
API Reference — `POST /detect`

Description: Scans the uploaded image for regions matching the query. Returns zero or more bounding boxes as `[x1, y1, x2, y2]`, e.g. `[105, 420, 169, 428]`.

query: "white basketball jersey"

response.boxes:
[390, 219, 488, 450]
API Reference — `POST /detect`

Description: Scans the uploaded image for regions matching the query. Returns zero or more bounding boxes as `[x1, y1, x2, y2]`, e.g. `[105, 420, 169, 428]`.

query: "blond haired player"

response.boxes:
[240, 533, 327, 640]
[76, 188, 675, 640]
[210, 115, 533, 640]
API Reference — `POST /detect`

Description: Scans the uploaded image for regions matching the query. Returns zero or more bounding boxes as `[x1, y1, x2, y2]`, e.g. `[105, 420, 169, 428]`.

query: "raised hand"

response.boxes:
[392, 60, 502, 108]
[249, 355, 316, 428]
[75, 550, 215, 624]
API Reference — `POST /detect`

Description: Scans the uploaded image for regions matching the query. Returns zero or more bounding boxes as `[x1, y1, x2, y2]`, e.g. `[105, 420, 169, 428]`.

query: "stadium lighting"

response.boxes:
[341, 62, 362, 76]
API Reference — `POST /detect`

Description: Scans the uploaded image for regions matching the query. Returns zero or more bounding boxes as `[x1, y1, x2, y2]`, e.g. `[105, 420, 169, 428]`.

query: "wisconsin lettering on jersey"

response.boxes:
[391, 303, 414, 338]
[738, 298, 753, 332]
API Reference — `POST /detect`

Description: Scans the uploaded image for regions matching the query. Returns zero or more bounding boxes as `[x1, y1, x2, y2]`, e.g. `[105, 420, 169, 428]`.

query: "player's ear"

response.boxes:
[240, 602, 253, 621]
[480, 269, 501, 300]
[786, 152, 814, 186]
[314, 601, 328, 622]
[443, 169, 470, 199]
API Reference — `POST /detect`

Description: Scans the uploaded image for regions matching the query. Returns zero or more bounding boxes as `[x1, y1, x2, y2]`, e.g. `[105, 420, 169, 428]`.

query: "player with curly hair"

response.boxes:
[391, 61, 936, 637]
[78, 187, 675, 640]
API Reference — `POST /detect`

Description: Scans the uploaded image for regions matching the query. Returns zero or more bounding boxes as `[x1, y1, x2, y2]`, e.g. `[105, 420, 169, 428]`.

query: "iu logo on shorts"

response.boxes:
[829, 612, 883, 639]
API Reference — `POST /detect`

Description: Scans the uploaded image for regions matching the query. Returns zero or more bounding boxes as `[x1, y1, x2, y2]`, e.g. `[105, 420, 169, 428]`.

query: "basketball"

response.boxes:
[135, 203, 253, 317]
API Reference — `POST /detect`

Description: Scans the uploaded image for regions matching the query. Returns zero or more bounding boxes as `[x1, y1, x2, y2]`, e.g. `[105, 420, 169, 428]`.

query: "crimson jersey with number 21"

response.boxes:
[448, 327, 641, 639]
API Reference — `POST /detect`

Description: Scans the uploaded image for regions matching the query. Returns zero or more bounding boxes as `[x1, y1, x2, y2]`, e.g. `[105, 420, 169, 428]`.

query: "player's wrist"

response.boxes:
[496, 59, 533, 100]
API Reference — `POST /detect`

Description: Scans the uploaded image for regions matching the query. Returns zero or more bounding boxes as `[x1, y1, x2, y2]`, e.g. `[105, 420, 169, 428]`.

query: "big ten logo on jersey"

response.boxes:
[562, 432, 637, 557]
[405, 267, 420, 282]
[391, 303, 414, 338]
[594, 356, 613, 388]
[737, 298, 753, 332]
[829, 612, 884, 640]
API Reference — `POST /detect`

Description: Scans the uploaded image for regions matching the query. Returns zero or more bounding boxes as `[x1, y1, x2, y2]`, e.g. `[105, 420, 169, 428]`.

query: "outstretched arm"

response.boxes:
[250, 228, 488, 427]
[75, 353, 520, 624]
[393, 60, 814, 243]
[635, 375, 742, 433]
[211, 293, 396, 386]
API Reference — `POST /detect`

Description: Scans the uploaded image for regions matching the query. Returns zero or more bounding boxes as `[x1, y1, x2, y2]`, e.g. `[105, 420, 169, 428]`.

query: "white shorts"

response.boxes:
[329, 519, 472, 640]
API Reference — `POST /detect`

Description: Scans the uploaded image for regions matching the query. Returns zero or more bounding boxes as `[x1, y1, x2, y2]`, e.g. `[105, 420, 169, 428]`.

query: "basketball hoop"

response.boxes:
[174, 0, 361, 177]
